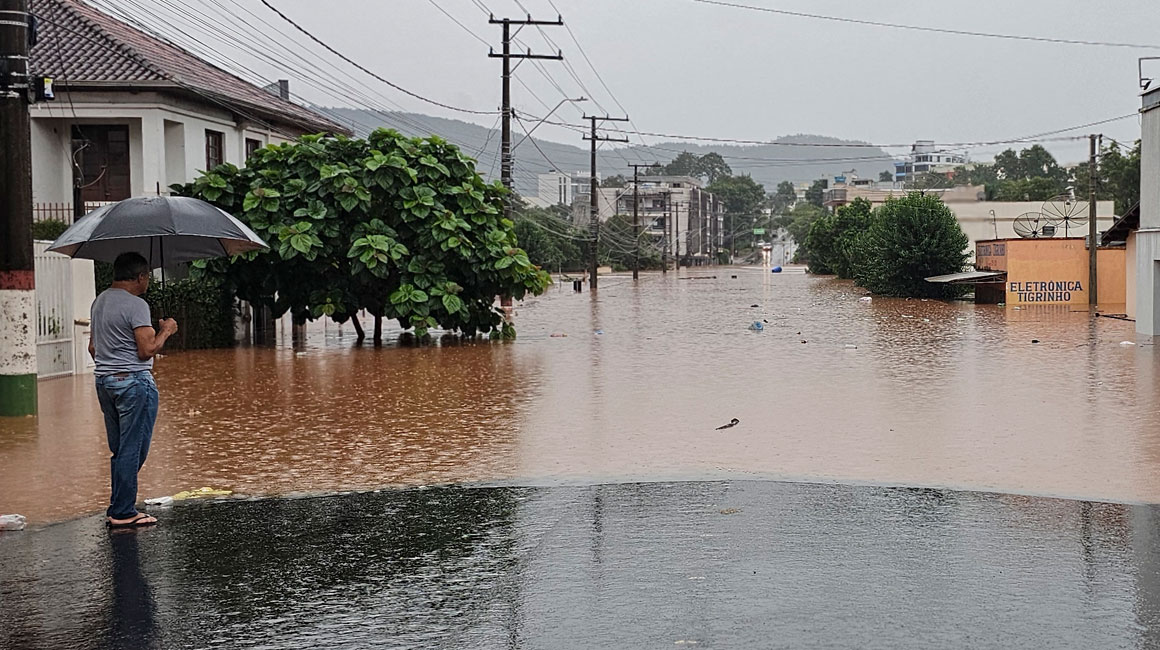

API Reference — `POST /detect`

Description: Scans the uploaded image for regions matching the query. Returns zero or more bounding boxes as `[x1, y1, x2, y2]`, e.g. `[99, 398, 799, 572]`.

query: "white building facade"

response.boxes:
[29, 0, 347, 214]
[1137, 87, 1160, 336]
[26, 0, 348, 378]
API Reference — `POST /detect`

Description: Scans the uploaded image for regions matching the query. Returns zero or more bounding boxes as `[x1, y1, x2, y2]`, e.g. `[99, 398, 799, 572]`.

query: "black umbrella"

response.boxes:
[47, 196, 267, 267]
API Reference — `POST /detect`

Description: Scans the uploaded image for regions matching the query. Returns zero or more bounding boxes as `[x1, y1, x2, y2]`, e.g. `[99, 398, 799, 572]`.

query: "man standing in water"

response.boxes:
[88, 252, 177, 528]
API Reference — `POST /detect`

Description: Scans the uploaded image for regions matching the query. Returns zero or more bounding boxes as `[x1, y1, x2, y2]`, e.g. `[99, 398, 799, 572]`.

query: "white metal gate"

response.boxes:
[34, 241, 75, 378]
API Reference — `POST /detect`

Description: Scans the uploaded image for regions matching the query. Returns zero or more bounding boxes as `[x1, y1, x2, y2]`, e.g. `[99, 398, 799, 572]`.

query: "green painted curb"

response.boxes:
[0, 374, 38, 417]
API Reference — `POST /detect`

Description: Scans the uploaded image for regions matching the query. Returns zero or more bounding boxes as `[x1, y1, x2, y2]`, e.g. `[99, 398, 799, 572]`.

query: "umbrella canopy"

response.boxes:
[47, 196, 267, 267]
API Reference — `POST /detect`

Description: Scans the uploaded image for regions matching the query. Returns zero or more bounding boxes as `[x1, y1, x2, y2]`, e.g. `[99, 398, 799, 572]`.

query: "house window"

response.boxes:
[205, 129, 224, 168]
[245, 137, 261, 160]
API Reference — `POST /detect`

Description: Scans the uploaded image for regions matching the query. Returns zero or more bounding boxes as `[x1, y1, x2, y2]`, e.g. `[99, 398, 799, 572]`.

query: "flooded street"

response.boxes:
[5, 482, 1160, 650]
[4, 268, 1160, 524]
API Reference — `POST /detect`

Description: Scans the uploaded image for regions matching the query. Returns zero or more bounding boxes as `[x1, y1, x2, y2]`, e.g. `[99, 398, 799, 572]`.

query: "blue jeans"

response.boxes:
[96, 371, 159, 519]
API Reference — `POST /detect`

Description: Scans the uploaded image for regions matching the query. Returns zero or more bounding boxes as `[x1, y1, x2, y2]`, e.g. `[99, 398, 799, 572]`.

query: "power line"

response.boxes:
[539, 114, 1137, 150]
[693, 0, 1160, 50]
[256, 0, 499, 115]
[30, 9, 298, 139]
[133, 0, 482, 146]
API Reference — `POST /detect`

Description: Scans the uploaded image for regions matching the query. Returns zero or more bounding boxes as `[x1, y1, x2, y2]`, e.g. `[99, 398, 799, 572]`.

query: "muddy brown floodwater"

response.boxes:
[4, 268, 1160, 524]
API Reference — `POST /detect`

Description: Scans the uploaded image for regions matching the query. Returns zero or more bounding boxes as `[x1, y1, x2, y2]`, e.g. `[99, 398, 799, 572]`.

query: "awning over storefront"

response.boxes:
[924, 270, 1006, 284]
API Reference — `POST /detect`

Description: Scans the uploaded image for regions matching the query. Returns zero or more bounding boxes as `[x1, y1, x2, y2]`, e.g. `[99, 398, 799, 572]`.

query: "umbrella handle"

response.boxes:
[157, 235, 166, 319]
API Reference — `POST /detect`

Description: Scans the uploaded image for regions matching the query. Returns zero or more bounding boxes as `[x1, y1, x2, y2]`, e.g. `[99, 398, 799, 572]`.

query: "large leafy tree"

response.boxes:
[512, 203, 585, 272]
[697, 152, 732, 184]
[708, 174, 766, 252]
[1070, 139, 1141, 214]
[651, 151, 733, 183]
[950, 145, 1066, 200]
[771, 180, 797, 213]
[805, 179, 827, 208]
[657, 151, 700, 177]
[853, 193, 970, 299]
[784, 202, 825, 246]
[175, 129, 550, 341]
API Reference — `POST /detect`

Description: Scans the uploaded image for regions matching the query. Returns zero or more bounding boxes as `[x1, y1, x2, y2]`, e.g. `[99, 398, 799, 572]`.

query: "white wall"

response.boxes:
[1137, 94, 1160, 335]
[164, 119, 186, 188]
[30, 92, 283, 206]
[952, 201, 1116, 250]
[71, 258, 96, 375]
[30, 118, 72, 204]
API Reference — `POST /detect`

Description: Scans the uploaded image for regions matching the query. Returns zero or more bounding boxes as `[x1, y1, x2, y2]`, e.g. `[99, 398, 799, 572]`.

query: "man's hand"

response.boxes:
[135, 318, 179, 360]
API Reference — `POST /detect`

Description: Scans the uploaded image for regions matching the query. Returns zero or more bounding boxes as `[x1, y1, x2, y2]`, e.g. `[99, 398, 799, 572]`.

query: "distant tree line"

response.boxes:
[913, 142, 1140, 214]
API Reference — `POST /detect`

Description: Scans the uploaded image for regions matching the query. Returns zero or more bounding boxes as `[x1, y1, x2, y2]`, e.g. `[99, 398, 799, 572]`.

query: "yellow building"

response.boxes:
[972, 238, 1126, 310]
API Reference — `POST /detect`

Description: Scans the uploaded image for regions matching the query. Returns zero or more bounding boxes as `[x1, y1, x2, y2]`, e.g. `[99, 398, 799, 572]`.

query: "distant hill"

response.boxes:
[320, 108, 897, 194]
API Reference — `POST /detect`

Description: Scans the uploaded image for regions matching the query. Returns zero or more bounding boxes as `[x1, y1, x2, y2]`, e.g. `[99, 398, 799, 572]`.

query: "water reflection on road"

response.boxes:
[4, 268, 1160, 523]
[4, 482, 1160, 649]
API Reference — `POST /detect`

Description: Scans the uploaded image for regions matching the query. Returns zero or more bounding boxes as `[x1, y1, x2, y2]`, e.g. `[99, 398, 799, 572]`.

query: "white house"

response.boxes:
[28, 0, 348, 212]
[27, 0, 349, 377]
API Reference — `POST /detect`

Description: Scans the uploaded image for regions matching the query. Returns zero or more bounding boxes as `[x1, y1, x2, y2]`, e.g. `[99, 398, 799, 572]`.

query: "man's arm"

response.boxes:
[134, 319, 178, 360]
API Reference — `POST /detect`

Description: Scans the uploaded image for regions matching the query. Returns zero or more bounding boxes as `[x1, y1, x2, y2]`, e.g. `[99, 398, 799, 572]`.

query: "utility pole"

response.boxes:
[661, 191, 668, 274]
[583, 114, 628, 289]
[666, 192, 674, 271]
[673, 200, 680, 270]
[1089, 133, 1099, 307]
[0, 0, 36, 416]
[627, 163, 661, 280]
[489, 14, 562, 219]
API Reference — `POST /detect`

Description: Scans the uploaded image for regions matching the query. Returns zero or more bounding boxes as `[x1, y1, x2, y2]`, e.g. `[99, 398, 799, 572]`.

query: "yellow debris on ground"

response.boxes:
[171, 487, 233, 501]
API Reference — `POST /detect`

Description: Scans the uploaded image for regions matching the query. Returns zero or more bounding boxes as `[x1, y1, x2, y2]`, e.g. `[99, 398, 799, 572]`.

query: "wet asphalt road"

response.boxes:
[4, 481, 1160, 649]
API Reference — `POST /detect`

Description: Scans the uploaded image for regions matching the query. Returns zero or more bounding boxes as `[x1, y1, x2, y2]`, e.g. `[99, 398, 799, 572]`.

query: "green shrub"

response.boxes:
[804, 212, 838, 274]
[803, 198, 874, 277]
[853, 193, 970, 299]
[143, 278, 235, 350]
[830, 198, 874, 279]
[93, 265, 234, 350]
[32, 219, 69, 241]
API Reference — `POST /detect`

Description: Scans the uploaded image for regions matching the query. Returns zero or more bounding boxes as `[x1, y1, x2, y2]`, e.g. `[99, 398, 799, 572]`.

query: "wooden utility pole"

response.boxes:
[583, 114, 628, 289]
[1089, 133, 1099, 307]
[627, 163, 661, 280]
[489, 14, 562, 219]
[0, 0, 37, 416]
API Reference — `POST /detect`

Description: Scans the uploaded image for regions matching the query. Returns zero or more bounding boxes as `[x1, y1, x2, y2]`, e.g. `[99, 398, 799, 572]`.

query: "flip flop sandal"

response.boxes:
[106, 513, 158, 529]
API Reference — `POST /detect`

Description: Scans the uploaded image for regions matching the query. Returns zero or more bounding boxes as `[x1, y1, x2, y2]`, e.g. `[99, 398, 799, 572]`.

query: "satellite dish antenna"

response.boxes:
[1041, 193, 1089, 237]
[1013, 212, 1050, 238]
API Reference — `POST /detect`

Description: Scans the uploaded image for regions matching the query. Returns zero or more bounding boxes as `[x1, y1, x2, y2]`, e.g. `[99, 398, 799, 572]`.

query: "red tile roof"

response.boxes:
[29, 0, 350, 136]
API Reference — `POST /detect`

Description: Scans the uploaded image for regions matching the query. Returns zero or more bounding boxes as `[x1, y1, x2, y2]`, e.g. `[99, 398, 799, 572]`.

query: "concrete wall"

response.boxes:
[1127, 230, 1137, 320]
[1138, 89, 1160, 335]
[71, 258, 96, 375]
[953, 201, 1116, 250]
[977, 237, 1125, 309]
[1097, 247, 1127, 307]
[30, 118, 72, 203]
[1004, 238, 1091, 306]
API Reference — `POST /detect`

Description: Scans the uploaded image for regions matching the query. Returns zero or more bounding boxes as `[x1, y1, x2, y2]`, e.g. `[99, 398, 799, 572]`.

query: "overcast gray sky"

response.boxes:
[145, 0, 1158, 164]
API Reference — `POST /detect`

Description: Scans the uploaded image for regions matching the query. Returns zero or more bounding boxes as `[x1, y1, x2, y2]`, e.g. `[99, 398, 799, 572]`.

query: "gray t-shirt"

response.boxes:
[91, 288, 154, 377]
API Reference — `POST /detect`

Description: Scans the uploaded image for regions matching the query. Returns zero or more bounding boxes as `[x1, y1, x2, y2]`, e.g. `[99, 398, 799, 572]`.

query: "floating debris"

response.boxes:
[172, 487, 233, 501]
[0, 514, 27, 531]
